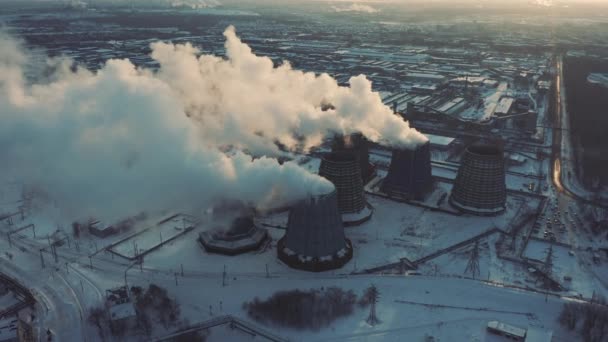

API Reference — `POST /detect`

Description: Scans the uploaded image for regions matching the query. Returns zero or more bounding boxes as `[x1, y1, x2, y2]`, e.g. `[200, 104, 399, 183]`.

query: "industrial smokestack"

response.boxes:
[381, 141, 433, 200]
[277, 190, 353, 272]
[449, 144, 506, 215]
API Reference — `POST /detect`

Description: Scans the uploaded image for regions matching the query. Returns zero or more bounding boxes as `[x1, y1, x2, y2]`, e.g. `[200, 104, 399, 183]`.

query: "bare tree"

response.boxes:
[558, 302, 579, 330]
[87, 307, 107, 341]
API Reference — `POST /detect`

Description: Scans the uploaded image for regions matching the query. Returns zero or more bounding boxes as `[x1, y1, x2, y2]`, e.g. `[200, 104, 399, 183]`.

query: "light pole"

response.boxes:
[124, 262, 137, 291]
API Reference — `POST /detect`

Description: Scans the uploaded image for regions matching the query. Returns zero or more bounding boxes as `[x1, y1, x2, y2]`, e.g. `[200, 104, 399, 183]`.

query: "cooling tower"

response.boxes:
[318, 152, 373, 225]
[381, 141, 433, 200]
[450, 144, 506, 215]
[332, 133, 373, 182]
[277, 190, 353, 272]
[199, 216, 268, 255]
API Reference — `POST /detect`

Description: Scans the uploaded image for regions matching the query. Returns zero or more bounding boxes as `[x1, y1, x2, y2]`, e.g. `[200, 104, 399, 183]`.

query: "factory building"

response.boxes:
[425, 133, 456, 151]
[199, 216, 269, 255]
[277, 190, 353, 272]
[450, 144, 507, 215]
[381, 141, 434, 200]
[319, 152, 373, 226]
[404, 72, 447, 85]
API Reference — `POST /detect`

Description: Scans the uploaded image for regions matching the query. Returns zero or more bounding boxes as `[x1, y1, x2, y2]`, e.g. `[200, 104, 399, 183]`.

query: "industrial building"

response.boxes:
[381, 141, 434, 200]
[277, 190, 353, 272]
[318, 152, 373, 226]
[450, 144, 507, 215]
[425, 133, 456, 151]
[105, 286, 137, 334]
[88, 220, 118, 238]
[198, 216, 268, 255]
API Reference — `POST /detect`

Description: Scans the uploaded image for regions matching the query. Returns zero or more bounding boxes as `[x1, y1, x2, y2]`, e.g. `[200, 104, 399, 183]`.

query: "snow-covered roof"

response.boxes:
[109, 303, 137, 321]
[425, 134, 455, 147]
[406, 72, 446, 80]
[495, 97, 514, 115]
[487, 320, 526, 338]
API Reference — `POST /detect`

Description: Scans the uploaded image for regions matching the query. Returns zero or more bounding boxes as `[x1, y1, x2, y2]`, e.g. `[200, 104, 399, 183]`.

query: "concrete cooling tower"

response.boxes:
[449, 144, 506, 215]
[277, 190, 353, 272]
[381, 141, 433, 200]
[332, 133, 374, 182]
[318, 152, 373, 226]
[199, 216, 268, 255]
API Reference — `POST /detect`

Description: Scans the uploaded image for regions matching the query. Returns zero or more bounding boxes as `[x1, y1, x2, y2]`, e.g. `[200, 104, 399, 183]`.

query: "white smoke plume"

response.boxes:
[0, 26, 425, 222]
[169, 0, 221, 9]
[151, 26, 423, 154]
[331, 3, 379, 13]
[0, 31, 332, 222]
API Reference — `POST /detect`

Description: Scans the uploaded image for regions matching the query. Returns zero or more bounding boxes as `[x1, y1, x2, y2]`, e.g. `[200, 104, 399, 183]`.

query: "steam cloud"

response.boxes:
[0, 31, 332, 221]
[152, 26, 423, 154]
[169, 0, 221, 9]
[331, 3, 379, 13]
[0, 26, 424, 221]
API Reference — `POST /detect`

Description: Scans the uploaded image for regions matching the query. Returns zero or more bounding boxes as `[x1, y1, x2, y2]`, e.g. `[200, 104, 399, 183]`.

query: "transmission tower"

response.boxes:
[465, 240, 481, 279]
[365, 284, 380, 326]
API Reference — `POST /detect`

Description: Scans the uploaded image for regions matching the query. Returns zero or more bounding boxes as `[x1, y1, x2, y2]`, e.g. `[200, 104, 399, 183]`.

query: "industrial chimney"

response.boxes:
[381, 141, 433, 200]
[277, 190, 353, 272]
[450, 144, 506, 215]
[318, 152, 373, 226]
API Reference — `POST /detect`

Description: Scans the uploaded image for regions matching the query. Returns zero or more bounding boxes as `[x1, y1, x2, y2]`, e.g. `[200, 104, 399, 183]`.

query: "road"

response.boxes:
[551, 55, 608, 207]
[552, 55, 570, 196]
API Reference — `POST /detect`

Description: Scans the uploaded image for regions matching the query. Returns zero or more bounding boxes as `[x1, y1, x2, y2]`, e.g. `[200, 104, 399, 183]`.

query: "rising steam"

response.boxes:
[0, 26, 424, 221]
[151, 26, 426, 154]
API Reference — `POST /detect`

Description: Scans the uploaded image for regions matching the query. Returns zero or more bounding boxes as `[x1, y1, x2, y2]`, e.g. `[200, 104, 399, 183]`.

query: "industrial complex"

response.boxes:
[0, 2, 607, 342]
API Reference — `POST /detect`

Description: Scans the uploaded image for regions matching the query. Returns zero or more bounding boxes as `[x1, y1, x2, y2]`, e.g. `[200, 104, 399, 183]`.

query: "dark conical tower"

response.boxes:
[381, 141, 433, 200]
[450, 144, 506, 215]
[277, 190, 353, 272]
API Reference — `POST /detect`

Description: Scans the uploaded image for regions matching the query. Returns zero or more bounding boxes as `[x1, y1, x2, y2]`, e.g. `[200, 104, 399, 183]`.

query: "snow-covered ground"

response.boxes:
[109, 214, 195, 259]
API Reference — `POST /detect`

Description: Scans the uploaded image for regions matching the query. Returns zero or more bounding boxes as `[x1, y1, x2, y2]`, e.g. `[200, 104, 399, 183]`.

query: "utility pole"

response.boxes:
[89, 255, 93, 268]
[7, 233, 11, 249]
[174, 272, 178, 286]
[65, 262, 69, 274]
[52, 245, 58, 263]
[180, 264, 184, 277]
[39, 249, 45, 268]
[222, 265, 227, 287]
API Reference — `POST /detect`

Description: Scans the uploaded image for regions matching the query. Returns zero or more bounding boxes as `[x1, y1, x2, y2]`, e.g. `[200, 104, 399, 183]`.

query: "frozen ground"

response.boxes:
[81, 266, 577, 342]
